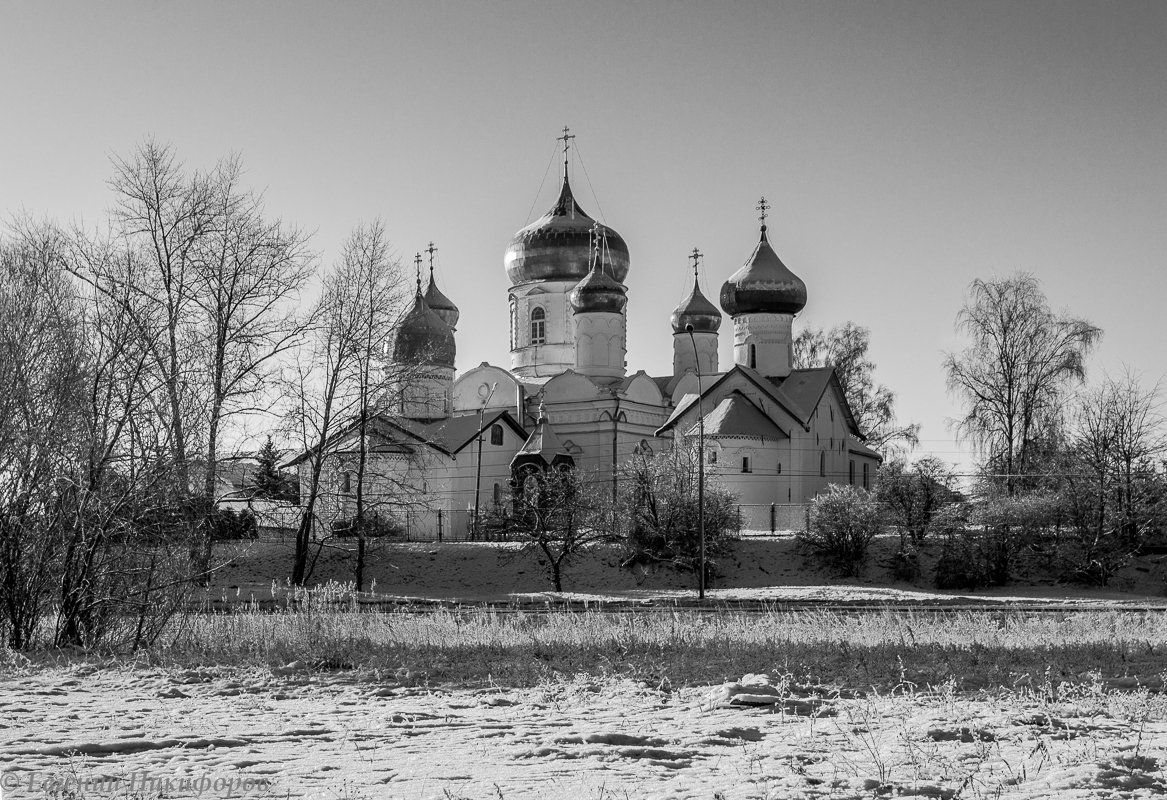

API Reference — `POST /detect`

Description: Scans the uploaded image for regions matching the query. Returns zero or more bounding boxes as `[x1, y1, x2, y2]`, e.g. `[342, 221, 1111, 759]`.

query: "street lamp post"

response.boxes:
[472, 383, 497, 540]
[685, 324, 706, 600]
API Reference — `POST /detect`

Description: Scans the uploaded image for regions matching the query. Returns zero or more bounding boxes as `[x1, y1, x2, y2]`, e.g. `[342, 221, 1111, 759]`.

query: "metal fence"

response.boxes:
[736, 503, 810, 534]
[253, 502, 812, 544]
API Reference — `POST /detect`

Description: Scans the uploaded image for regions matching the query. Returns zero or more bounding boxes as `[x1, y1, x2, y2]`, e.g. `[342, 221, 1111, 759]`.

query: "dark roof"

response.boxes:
[656, 365, 867, 441]
[684, 391, 789, 440]
[282, 410, 527, 466]
[421, 410, 527, 455]
[766, 367, 864, 439]
[513, 410, 573, 468]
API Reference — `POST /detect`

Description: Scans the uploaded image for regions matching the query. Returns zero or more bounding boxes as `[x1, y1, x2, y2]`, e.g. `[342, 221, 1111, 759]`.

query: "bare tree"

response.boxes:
[335, 222, 406, 590]
[0, 225, 87, 648]
[282, 222, 409, 586]
[1062, 372, 1167, 582]
[793, 322, 919, 453]
[944, 273, 1101, 495]
[497, 467, 612, 592]
[106, 140, 219, 496]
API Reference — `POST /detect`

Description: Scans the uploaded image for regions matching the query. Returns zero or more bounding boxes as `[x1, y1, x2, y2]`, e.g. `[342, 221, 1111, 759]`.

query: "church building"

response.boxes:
[298, 134, 881, 536]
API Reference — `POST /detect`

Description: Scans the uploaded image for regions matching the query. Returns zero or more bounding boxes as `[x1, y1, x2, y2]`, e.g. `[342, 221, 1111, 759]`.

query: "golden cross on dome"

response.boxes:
[756, 196, 770, 228]
[425, 241, 437, 277]
[414, 252, 423, 292]
[689, 247, 702, 278]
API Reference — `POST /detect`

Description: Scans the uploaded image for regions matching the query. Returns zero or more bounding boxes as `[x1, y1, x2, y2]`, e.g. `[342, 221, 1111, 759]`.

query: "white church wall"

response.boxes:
[448, 421, 528, 536]
[453, 364, 523, 414]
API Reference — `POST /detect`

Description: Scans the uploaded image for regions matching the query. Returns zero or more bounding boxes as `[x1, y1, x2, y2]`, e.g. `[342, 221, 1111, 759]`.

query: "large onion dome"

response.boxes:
[570, 261, 627, 314]
[424, 269, 459, 330]
[719, 224, 807, 316]
[390, 291, 456, 368]
[671, 273, 721, 333]
[504, 175, 630, 285]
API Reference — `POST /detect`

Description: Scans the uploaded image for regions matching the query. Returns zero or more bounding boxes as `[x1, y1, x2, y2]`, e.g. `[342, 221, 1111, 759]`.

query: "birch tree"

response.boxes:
[944, 273, 1101, 495]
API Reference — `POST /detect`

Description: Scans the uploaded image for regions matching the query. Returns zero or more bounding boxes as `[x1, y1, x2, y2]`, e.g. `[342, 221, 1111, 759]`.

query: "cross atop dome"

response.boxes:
[558, 126, 575, 178]
[426, 241, 438, 276]
[756, 196, 770, 232]
[414, 252, 423, 293]
[689, 247, 702, 279]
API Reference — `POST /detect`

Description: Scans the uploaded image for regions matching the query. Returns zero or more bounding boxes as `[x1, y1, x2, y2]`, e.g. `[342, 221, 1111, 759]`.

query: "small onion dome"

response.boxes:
[670, 275, 721, 333]
[719, 225, 807, 316]
[570, 263, 627, 314]
[424, 273, 459, 330]
[389, 291, 456, 368]
[504, 175, 630, 285]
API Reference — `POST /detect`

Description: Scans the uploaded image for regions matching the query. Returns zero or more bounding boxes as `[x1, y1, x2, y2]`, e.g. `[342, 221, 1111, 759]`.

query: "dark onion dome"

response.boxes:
[424, 272, 459, 330]
[719, 224, 807, 316]
[504, 175, 630, 286]
[389, 291, 456, 368]
[570, 261, 627, 314]
[671, 274, 722, 333]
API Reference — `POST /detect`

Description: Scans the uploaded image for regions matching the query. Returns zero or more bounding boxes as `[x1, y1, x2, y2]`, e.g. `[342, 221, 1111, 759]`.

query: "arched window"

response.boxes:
[490, 423, 503, 446]
[748, 343, 757, 369]
[530, 306, 546, 344]
[820, 451, 826, 477]
[742, 456, 752, 473]
[776, 462, 782, 474]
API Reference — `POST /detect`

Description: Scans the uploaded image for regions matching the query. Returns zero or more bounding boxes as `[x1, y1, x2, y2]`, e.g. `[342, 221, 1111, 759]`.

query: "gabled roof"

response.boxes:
[766, 367, 864, 440]
[422, 410, 528, 455]
[654, 364, 872, 443]
[683, 391, 790, 440]
[513, 408, 574, 469]
[282, 410, 527, 467]
[656, 365, 809, 436]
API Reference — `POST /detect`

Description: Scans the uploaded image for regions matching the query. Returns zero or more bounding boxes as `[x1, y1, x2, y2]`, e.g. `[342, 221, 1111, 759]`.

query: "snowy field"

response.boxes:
[2, 661, 1166, 799]
[4, 540, 1166, 799]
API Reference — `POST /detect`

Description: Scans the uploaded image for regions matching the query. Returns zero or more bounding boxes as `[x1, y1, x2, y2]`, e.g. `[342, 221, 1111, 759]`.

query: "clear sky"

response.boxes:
[3, 0, 1165, 473]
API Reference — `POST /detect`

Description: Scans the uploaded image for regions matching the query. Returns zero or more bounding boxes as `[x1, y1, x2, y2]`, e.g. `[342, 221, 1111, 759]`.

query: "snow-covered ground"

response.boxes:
[3, 664, 1165, 799]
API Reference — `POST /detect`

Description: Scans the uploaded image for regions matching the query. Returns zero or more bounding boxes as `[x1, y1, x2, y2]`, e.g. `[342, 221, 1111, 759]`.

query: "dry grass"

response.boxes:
[143, 582, 1167, 693]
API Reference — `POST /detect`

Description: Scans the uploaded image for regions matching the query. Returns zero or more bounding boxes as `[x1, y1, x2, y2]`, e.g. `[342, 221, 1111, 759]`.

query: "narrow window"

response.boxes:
[776, 462, 782, 475]
[342, 471, 352, 494]
[819, 451, 826, 477]
[530, 306, 546, 344]
[863, 462, 870, 490]
[493, 483, 501, 505]
[849, 460, 855, 485]
[490, 423, 503, 446]
[708, 449, 717, 465]
[742, 456, 752, 474]
[748, 343, 757, 369]
[509, 298, 517, 349]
